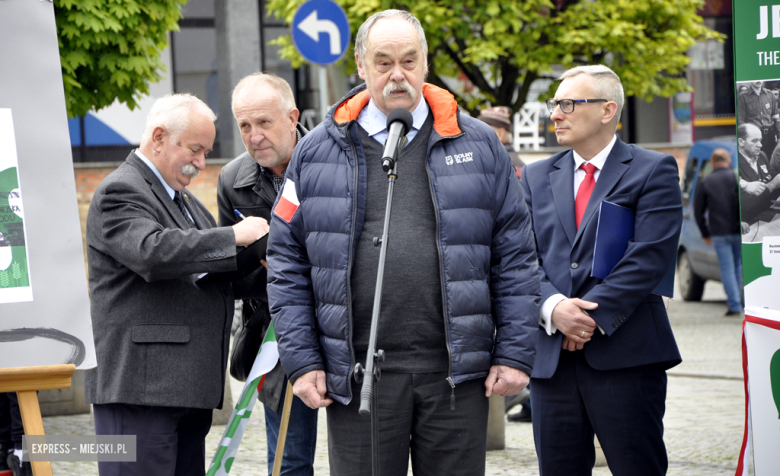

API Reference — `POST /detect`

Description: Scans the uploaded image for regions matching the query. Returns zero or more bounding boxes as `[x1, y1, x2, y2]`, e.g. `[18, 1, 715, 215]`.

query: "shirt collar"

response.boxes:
[358, 96, 429, 137]
[135, 149, 176, 199]
[572, 135, 617, 172]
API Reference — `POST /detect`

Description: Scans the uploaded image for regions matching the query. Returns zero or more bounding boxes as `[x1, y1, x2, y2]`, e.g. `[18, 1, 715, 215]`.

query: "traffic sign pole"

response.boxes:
[319, 66, 329, 122]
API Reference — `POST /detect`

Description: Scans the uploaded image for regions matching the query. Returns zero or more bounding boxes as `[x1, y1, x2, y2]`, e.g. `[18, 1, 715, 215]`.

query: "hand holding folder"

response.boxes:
[592, 201, 674, 297]
[197, 235, 268, 283]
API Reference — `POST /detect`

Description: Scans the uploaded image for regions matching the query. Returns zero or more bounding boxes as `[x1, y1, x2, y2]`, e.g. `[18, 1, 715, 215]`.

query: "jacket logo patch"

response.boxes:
[445, 151, 473, 165]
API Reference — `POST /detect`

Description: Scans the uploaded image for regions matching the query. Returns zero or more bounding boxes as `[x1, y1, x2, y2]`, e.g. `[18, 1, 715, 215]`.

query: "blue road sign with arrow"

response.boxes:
[292, 0, 351, 66]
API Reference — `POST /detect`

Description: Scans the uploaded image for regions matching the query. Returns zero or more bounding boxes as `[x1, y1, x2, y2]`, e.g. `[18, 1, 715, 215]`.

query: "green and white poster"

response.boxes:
[734, 1, 780, 474]
[0, 0, 95, 369]
[0, 109, 32, 303]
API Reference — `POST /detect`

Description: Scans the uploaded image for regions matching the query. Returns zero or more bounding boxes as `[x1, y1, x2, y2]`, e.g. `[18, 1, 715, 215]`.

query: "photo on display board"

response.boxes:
[736, 79, 780, 244]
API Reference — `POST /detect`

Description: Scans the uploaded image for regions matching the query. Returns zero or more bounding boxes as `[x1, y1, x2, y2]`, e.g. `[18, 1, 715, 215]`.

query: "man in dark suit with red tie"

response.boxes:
[520, 65, 683, 475]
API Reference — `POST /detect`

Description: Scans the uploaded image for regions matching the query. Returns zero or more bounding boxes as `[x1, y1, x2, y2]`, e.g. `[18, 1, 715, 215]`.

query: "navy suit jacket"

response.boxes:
[520, 138, 683, 379]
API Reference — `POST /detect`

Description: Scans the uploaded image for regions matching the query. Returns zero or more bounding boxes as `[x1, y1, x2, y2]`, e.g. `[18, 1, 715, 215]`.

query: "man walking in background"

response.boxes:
[694, 148, 743, 316]
[217, 73, 316, 475]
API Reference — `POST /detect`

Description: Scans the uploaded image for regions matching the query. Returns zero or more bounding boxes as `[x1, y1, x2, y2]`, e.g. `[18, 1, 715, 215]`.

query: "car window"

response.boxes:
[681, 157, 699, 202]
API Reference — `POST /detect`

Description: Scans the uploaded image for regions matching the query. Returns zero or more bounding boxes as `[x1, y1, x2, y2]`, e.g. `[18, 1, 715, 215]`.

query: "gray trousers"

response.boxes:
[326, 371, 489, 476]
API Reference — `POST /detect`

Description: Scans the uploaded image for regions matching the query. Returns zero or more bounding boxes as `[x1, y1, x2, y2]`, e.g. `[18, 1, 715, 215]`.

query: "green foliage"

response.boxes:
[265, 0, 723, 114]
[55, 0, 186, 118]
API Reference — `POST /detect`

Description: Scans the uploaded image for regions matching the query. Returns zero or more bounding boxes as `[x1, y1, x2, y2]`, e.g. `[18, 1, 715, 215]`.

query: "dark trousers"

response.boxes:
[0, 393, 23, 449]
[326, 371, 489, 476]
[531, 350, 668, 476]
[93, 403, 212, 476]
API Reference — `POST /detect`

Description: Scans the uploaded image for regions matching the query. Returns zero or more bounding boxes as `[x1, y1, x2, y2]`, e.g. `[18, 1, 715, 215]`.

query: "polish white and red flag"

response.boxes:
[274, 178, 300, 223]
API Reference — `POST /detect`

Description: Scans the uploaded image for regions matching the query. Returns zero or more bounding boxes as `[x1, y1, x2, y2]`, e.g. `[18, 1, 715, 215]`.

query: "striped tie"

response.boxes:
[174, 192, 196, 228]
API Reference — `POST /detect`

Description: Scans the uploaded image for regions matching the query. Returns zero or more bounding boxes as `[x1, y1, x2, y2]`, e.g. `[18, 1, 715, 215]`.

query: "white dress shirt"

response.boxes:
[135, 149, 194, 221]
[540, 134, 617, 335]
[356, 95, 429, 146]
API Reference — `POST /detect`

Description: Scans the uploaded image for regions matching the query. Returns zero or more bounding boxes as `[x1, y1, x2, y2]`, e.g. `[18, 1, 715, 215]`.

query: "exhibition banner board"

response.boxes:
[0, 0, 95, 368]
[734, 0, 780, 473]
[739, 310, 780, 475]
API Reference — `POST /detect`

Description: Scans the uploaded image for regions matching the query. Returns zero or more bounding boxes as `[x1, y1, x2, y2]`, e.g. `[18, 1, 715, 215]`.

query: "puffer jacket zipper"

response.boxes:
[425, 131, 464, 409]
[345, 123, 360, 402]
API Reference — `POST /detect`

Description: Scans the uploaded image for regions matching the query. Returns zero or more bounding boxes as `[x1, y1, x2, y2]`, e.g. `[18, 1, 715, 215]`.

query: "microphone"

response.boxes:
[382, 108, 414, 172]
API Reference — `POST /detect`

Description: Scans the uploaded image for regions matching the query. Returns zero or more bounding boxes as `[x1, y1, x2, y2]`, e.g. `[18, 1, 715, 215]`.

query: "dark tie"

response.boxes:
[575, 163, 597, 229]
[173, 192, 196, 228]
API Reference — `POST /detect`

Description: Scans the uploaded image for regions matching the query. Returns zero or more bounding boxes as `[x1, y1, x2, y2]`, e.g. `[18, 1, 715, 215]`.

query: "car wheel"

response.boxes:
[678, 250, 704, 301]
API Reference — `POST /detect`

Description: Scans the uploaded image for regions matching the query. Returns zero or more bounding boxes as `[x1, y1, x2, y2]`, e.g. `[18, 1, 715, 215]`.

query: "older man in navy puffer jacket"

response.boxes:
[266, 9, 540, 476]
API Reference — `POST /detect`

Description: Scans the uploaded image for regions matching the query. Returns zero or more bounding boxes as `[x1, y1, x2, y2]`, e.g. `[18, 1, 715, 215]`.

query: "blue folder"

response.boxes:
[591, 201, 675, 297]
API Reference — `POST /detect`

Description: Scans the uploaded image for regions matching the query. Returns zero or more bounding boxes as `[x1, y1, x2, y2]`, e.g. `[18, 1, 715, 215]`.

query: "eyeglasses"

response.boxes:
[546, 98, 608, 114]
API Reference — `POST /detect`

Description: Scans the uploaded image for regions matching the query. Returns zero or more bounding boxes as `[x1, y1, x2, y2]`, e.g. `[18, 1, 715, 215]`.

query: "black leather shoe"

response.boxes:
[507, 404, 532, 423]
[7, 452, 32, 476]
[0, 444, 10, 471]
[725, 310, 742, 317]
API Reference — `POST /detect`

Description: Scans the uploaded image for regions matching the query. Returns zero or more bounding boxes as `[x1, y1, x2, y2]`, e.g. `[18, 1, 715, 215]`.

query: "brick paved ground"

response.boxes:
[44, 280, 751, 475]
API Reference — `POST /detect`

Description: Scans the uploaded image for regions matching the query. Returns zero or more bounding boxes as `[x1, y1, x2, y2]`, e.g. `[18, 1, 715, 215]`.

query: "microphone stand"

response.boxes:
[354, 135, 407, 476]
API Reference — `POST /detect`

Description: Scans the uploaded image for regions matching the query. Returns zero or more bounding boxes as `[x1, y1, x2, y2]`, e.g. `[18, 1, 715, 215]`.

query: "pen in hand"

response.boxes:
[234, 209, 268, 268]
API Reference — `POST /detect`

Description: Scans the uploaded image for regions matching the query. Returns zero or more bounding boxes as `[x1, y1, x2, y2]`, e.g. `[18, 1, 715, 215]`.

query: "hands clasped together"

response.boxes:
[551, 297, 599, 352]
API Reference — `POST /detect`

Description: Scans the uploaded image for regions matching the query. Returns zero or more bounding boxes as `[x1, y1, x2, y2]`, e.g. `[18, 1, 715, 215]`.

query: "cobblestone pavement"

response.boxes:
[44, 280, 750, 475]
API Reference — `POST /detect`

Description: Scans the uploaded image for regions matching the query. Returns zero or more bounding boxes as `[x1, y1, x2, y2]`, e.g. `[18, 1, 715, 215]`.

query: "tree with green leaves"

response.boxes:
[55, 0, 185, 118]
[266, 0, 722, 115]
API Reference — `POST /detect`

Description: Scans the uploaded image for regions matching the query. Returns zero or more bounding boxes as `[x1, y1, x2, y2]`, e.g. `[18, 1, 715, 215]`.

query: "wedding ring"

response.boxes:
[580, 331, 585, 338]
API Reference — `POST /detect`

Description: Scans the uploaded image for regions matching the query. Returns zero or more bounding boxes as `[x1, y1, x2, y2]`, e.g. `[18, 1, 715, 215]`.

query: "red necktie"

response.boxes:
[575, 163, 597, 229]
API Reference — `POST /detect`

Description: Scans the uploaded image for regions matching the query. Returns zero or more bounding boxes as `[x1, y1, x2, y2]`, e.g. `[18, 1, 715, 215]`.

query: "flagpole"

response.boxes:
[207, 323, 280, 476]
[271, 381, 295, 476]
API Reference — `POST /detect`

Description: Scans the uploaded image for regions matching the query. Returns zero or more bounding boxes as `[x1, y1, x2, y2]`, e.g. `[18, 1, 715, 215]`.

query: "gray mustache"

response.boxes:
[181, 164, 200, 177]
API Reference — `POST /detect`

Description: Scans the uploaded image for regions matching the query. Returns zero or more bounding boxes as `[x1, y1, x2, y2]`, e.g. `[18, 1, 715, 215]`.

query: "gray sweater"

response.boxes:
[351, 112, 449, 373]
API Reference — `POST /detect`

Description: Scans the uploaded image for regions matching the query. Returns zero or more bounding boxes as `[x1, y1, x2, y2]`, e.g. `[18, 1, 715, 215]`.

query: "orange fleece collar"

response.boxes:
[333, 83, 462, 138]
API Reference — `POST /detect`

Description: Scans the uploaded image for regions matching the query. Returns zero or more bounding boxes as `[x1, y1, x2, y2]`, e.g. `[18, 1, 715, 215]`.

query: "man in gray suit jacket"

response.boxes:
[85, 94, 268, 476]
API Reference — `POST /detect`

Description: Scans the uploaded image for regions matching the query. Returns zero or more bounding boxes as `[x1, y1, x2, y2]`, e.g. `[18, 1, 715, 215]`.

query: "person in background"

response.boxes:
[217, 72, 317, 476]
[477, 106, 525, 178]
[693, 148, 743, 316]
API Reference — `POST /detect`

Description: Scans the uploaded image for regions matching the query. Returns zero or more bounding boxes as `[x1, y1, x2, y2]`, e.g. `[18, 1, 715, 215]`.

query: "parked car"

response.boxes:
[677, 138, 738, 301]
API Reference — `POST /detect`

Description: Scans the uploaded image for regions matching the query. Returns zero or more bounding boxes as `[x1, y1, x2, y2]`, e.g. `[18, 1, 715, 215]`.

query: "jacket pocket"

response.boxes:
[132, 324, 190, 343]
